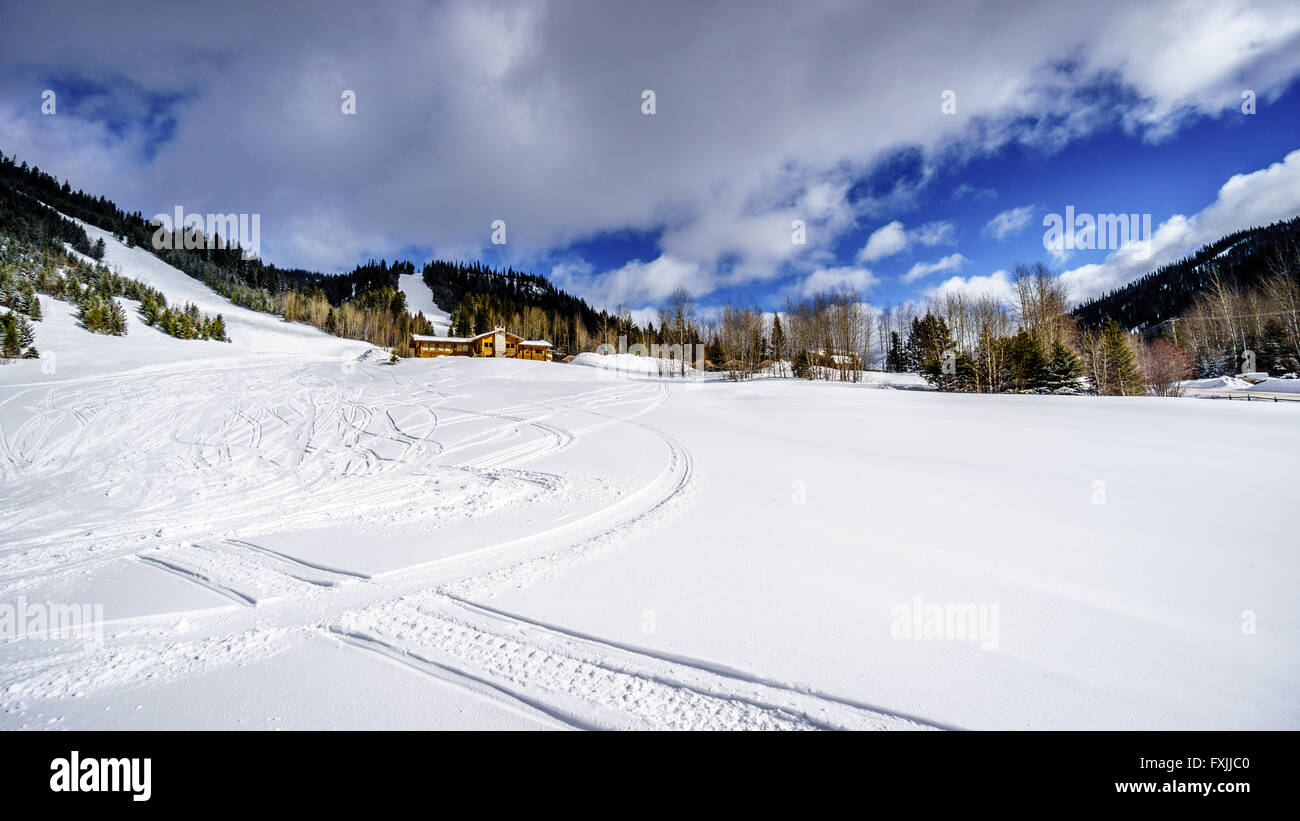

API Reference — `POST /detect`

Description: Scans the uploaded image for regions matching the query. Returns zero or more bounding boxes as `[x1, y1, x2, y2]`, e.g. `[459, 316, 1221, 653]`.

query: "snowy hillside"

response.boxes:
[0, 225, 1297, 730]
[398, 272, 451, 335]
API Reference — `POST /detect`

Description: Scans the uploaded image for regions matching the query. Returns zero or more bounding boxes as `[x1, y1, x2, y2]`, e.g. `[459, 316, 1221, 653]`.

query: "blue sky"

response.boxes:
[509, 74, 1300, 315]
[3, 0, 1299, 320]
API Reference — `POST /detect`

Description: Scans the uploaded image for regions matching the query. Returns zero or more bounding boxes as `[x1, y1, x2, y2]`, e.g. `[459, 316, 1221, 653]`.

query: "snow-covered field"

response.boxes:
[1181, 375, 1300, 400]
[1, 229, 1297, 730]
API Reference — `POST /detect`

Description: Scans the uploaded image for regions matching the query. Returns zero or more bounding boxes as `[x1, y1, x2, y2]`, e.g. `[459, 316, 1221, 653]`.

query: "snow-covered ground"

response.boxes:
[398, 272, 451, 335]
[571, 351, 704, 377]
[1181, 375, 1300, 396]
[1, 229, 1297, 730]
[571, 352, 932, 389]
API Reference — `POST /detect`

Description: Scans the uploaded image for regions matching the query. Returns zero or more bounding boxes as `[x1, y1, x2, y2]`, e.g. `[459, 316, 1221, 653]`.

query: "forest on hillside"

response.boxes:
[1072, 216, 1300, 332]
[5, 149, 1298, 383]
[0, 151, 622, 355]
[0, 148, 643, 357]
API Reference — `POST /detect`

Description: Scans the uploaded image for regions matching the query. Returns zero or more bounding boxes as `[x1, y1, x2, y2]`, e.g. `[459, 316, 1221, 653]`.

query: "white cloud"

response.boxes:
[857, 222, 908, 262]
[1059, 148, 1300, 303]
[912, 221, 956, 247]
[795, 266, 879, 297]
[1, 0, 1298, 289]
[902, 253, 969, 284]
[856, 220, 955, 262]
[983, 205, 1035, 241]
[953, 183, 998, 201]
[1088, 0, 1300, 139]
[552, 254, 703, 309]
[926, 269, 1018, 305]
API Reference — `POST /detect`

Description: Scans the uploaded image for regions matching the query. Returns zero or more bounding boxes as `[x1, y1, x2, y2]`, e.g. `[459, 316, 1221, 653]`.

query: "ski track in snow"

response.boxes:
[0, 351, 925, 730]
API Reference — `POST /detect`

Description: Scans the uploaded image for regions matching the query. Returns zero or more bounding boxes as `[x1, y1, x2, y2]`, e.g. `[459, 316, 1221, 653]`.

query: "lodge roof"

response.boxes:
[410, 334, 473, 343]
[409, 327, 551, 346]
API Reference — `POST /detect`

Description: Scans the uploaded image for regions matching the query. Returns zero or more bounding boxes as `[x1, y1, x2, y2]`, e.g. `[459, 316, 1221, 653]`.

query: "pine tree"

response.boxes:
[770, 314, 786, 370]
[791, 350, 811, 379]
[1258, 319, 1297, 375]
[1046, 342, 1084, 393]
[1099, 319, 1143, 395]
[110, 300, 127, 335]
[1007, 331, 1048, 392]
[910, 313, 968, 390]
[885, 331, 905, 372]
[2, 316, 20, 357]
[16, 314, 34, 347]
[451, 302, 475, 337]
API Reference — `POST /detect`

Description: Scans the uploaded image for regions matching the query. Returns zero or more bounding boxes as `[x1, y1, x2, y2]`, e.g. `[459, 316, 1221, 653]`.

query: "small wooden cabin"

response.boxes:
[410, 327, 552, 361]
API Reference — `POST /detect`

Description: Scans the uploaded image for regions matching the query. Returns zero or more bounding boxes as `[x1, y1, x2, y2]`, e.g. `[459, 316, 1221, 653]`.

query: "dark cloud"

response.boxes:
[2, 0, 1299, 308]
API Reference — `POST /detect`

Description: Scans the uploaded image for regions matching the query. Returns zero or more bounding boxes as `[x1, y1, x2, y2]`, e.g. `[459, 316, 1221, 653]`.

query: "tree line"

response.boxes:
[1073, 215, 1300, 332]
[1, 228, 230, 352]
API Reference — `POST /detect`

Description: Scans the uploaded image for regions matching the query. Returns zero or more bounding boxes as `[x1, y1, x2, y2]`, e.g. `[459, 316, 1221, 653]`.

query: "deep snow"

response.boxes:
[1, 227, 1297, 730]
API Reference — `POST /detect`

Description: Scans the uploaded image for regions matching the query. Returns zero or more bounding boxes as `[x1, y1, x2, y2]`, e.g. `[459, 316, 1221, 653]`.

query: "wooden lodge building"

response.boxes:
[409, 327, 553, 361]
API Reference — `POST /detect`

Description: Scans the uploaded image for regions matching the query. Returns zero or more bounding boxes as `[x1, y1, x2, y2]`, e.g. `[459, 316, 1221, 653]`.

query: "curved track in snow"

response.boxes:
[0, 351, 931, 730]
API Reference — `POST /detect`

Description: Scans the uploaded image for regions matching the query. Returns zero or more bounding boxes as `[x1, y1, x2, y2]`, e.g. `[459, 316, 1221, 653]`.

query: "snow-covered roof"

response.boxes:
[410, 330, 551, 346]
[410, 330, 497, 343]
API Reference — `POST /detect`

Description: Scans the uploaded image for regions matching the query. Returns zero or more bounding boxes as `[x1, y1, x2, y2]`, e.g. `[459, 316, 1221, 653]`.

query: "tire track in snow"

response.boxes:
[0, 360, 930, 730]
[329, 592, 930, 731]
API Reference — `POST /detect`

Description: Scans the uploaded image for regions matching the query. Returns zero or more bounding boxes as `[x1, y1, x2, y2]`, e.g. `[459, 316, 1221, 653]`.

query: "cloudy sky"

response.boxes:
[2, 0, 1299, 317]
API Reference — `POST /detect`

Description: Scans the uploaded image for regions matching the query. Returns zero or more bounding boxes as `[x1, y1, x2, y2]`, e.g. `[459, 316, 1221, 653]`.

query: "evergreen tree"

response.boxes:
[17, 313, 34, 347]
[1045, 342, 1084, 392]
[885, 331, 905, 372]
[909, 313, 969, 390]
[791, 350, 811, 379]
[1258, 319, 1297, 375]
[770, 314, 786, 368]
[1, 315, 19, 357]
[110, 300, 127, 335]
[1099, 319, 1144, 395]
[1006, 330, 1049, 392]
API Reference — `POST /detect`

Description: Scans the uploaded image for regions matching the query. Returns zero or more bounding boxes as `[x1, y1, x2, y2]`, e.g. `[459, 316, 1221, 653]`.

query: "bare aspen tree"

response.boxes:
[659, 285, 697, 376]
[1014, 262, 1073, 351]
[971, 295, 1013, 392]
[718, 299, 764, 379]
[1265, 276, 1300, 362]
[1137, 338, 1193, 396]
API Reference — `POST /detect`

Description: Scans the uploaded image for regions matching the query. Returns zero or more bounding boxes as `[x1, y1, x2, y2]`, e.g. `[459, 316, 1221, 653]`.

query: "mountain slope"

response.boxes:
[1072, 215, 1300, 332]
